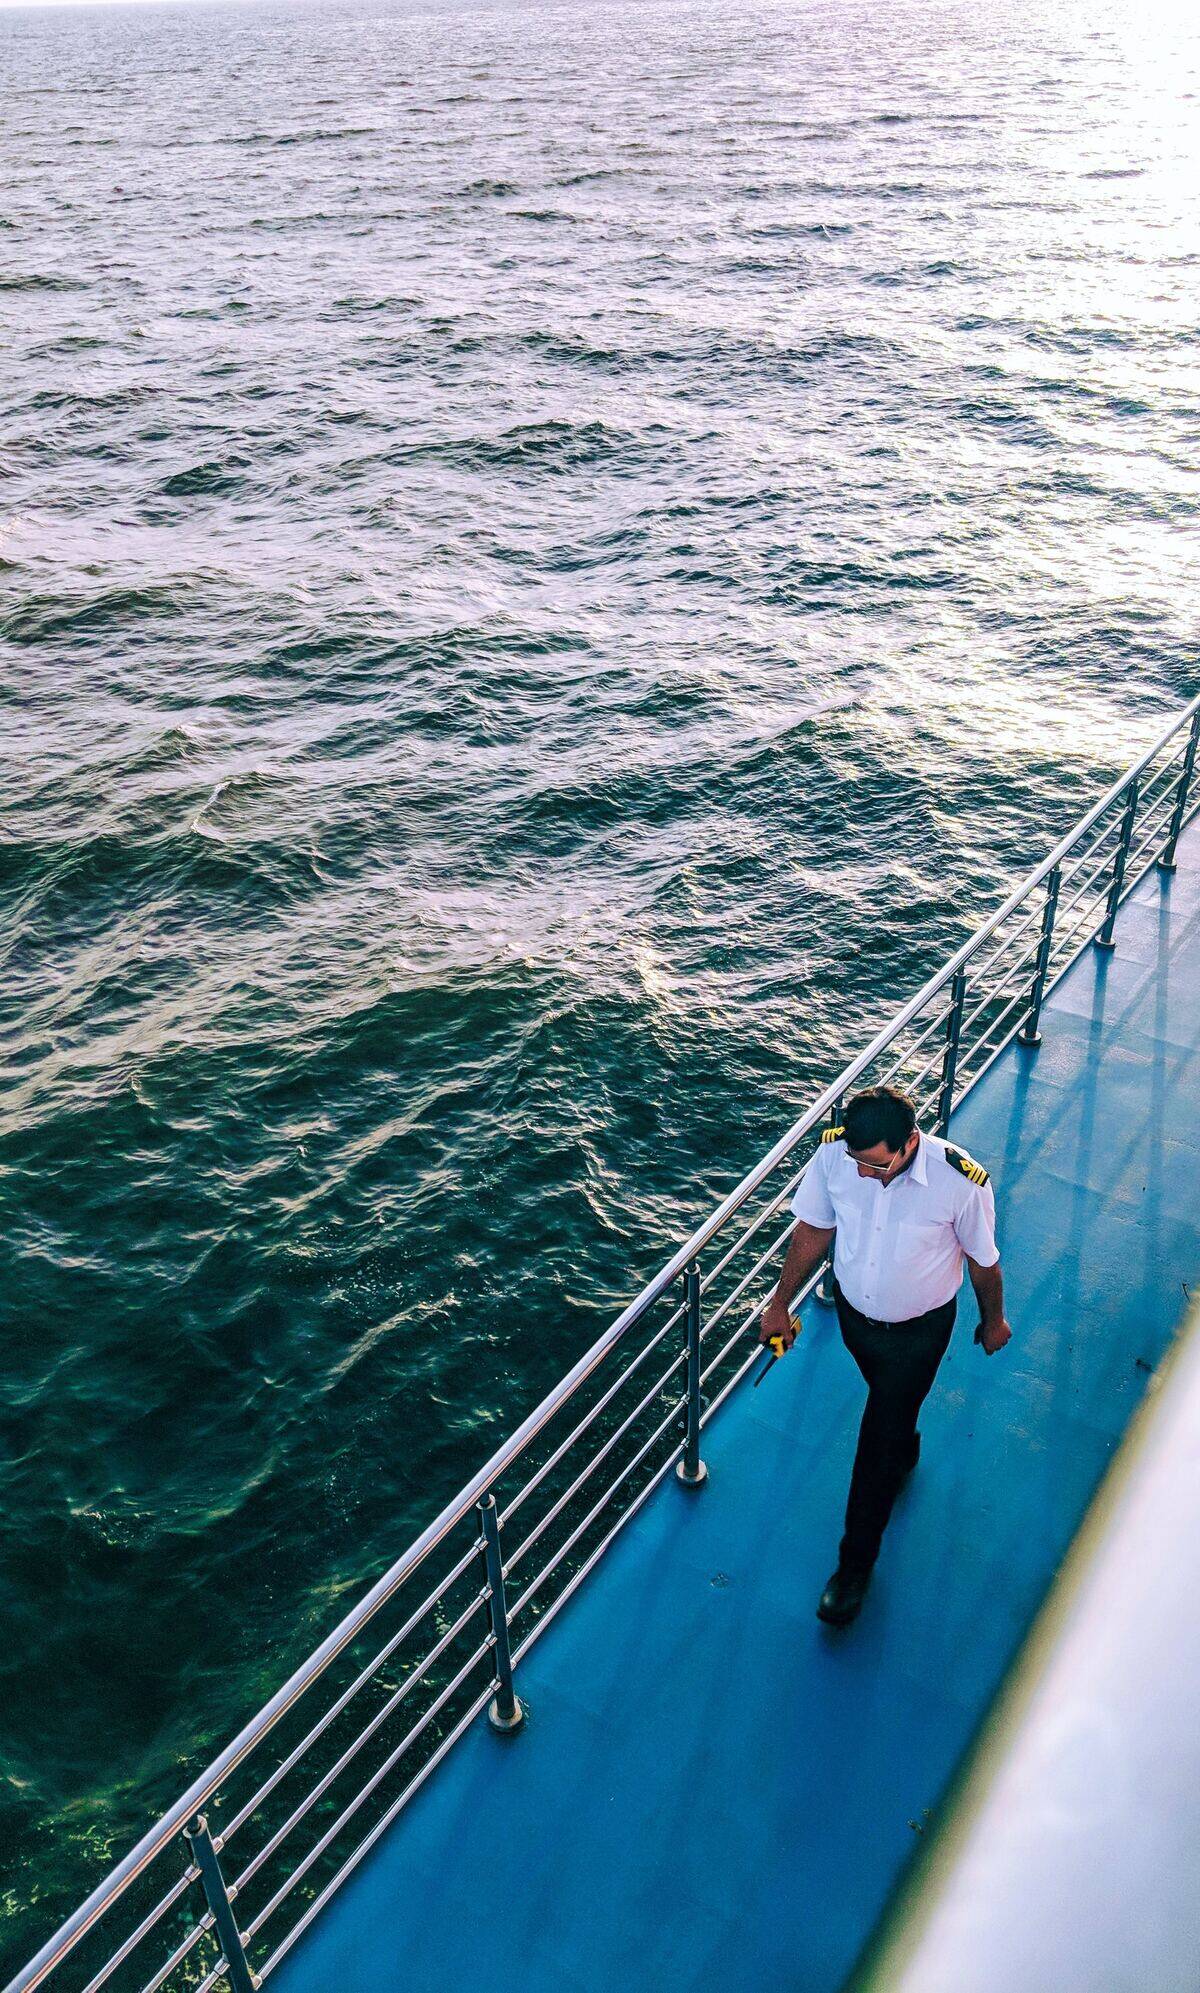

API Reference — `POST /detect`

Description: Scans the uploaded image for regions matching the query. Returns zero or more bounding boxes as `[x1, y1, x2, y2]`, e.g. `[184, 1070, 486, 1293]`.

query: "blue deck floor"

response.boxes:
[277, 823, 1200, 1993]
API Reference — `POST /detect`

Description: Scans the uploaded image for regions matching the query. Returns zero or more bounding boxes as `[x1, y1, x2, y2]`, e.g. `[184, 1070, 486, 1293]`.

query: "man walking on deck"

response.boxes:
[760, 1085, 1011, 1627]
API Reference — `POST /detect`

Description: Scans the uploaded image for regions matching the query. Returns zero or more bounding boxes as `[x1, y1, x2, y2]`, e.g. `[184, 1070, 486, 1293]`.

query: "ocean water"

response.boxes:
[1, 0, 1198, 1961]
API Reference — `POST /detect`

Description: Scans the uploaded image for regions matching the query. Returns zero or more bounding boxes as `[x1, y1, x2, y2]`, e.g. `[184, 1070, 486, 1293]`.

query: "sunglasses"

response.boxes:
[847, 1139, 914, 1179]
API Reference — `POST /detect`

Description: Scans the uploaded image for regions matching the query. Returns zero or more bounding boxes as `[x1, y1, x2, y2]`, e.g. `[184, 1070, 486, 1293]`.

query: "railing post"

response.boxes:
[1096, 778, 1139, 950]
[675, 1262, 708, 1488]
[183, 1816, 258, 1993]
[1159, 710, 1200, 873]
[1018, 864, 1061, 1048]
[816, 1097, 841, 1305]
[936, 970, 967, 1135]
[478, 1495, 524, 1733]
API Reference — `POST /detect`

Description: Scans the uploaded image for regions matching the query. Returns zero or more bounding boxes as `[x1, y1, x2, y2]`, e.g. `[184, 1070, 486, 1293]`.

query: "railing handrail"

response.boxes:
[13, 688, 1200, 1993]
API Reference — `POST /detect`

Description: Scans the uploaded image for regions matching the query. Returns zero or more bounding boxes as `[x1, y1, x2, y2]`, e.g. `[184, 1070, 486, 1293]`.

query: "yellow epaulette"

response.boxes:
[820, 1125, 845, 1144]
[946, 1145, 990, 1186]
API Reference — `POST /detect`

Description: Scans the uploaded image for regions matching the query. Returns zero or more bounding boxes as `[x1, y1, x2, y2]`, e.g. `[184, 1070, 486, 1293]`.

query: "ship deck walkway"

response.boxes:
[276, 817, 1200, 1993]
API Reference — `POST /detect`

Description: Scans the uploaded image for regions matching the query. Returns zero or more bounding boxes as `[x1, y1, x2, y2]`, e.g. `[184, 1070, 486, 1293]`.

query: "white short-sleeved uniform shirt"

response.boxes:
[790, 1129, 999, 1322]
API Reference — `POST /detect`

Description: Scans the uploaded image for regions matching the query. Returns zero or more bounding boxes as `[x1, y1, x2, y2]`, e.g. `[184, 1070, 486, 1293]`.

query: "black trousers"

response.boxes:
[834, 1282, 956, 1575]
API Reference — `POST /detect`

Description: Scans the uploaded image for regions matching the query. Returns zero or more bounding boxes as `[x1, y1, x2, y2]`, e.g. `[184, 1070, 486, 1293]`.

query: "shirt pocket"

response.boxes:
[894, 1217, 946, 1268]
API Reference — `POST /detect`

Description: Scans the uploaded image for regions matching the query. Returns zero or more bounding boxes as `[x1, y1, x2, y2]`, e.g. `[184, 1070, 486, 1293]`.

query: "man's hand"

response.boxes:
[760, 1292, 800, 1351]
[758, 1221, 832, 1353]
[967, 1258, 1009, 1356]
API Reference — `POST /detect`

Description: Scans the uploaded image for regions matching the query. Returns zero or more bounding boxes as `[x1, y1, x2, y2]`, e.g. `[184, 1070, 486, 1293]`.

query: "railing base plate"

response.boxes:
[488, 1696, 526, 1734]
[675, 1459, 708, 1490]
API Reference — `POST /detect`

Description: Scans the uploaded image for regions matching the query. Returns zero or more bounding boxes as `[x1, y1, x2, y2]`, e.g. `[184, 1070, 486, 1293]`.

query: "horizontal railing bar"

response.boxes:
[699, 1327, 772, 1424]
[1120, 824, 1172, 891]
[1084, 785, 1180, 924]
[504, 1347, 688, 1575]
[79, 1867, 199, 1993]
[135, 1910, 213, 1993]
[945, 800, 1190, 1121]
[1048, 896, 1105, 962]
[1040, 822, 1101, 899]
[1105, 776, 1179, 853]
[1108, 813, 1164, 884]
[934, 875, 1135, 1120]
[1047, 902, 1101, 962]
[230, 1588, 488, 1902]
[957, 945, 1040, 1041]
[1132, 765, 1180, 821]
[898, 1036, 954, 1104]
[244, 1637, 493, 1942]
[254, 1679, 499, 1985]
[1054, 835, 1120, 912]
[1055, 842, 1119, 926]
[695, 1227, 833, 1397]
[192, 1956, 232, 1993]
[498, 1303, 685, 1530]
[509, 1448, 689, 1675]
[1010, 796, 1200, 1049]
[1125, 774, 1172, 833]
[915, 1079, 942, 1123]
[507, 1395, 685, 1626]
[963, 893, 1051, 990]
[971, 752, 1169, 984]
[1127, 797, 1175, 856]
[701, 1292, 770, 1390]
[221, 1535, 484, 1845]
[695, 1278, 840, 1456]
[1134, 746, 1186, 812]
[696, 1158, 811, 1296]
[1060, 795, 1186, 946]
[1124, 785, 1180, 849]
[954, 982, 1038, 1078]
[16, 693, 1198, 1993]
[874, 997, 955, 1089]
[1058, 774, 1186, 926]
[698, 1214, 797, 1341]
[1054, 796, 1124, 876]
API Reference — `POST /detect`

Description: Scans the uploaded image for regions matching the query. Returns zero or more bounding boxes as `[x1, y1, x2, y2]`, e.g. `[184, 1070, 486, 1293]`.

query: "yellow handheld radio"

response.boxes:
[751, 1328, 790, 1388]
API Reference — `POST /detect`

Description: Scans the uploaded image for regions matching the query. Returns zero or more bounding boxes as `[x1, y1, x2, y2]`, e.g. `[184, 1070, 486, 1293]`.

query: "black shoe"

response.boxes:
[817, 1564, 871, 1627]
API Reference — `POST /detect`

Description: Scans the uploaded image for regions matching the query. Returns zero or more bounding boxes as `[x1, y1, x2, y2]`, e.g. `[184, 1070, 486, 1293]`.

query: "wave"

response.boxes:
[0, 272, 87, 293]
[158, 459, 249, 498]
[225, 125, 381, 146]
[0, 587, 191, 644]
[455, 178, 520, 198]
[388, 419, 657, 474]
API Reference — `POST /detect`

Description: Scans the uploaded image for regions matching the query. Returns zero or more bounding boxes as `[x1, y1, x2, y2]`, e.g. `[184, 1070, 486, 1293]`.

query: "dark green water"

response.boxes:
[2, 0, 1197, 1963]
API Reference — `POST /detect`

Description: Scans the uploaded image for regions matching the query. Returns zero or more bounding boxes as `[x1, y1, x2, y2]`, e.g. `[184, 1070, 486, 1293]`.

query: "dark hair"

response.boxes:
[843, 1086, 917, 1154]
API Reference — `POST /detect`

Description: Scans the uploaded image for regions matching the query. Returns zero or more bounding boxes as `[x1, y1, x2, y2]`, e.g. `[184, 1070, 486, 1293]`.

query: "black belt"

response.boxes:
[833, 1278, 954, 1331]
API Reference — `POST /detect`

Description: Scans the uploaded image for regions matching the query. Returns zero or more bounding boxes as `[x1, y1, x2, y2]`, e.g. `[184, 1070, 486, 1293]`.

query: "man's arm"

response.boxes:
[967, 1255, 1011, 1355]
[759, 1220, 836, 1350]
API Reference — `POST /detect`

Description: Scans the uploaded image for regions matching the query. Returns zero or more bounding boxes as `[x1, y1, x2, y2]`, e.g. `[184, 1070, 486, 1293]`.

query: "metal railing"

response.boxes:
[10, 693, 1200, 1993]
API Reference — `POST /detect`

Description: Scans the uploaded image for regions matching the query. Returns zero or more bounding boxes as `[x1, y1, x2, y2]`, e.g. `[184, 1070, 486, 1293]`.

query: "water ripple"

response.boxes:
[1, 0, 1198, 1959]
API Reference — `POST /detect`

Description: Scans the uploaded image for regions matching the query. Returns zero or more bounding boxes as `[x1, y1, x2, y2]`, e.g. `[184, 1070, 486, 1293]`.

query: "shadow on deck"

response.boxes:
[276, 823, 1200, 1993]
